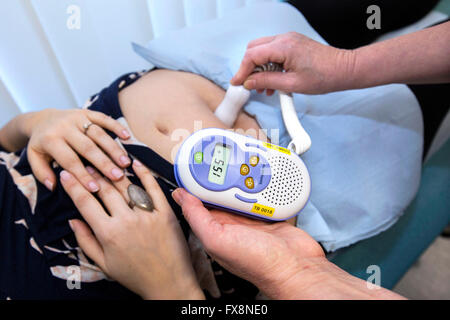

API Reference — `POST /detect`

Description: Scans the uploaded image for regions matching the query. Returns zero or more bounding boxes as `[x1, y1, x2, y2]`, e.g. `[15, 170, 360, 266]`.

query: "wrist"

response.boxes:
[141, 278, 205, 300]
[331, 48, 359, 92]
[171, 280, 205, 300]
[346, 44, 391, 90]
[19, 110, 45, 138]
[0, 110, 44, 152]
[259, 256, 331, 299]
[262, 257, 405, 300]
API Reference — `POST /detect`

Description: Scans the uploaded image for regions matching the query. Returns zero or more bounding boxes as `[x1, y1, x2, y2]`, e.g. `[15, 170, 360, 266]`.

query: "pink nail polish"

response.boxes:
[86, 166, 95, 174]
[44, 178, 54, 191]
[120, 155, 131, 166]
[112, 168, 124, 179]
[60, 171, 71, 181]
[133, 159, 143, 167]
[122, 130, 130, 138]
[88, 181, 99, 192]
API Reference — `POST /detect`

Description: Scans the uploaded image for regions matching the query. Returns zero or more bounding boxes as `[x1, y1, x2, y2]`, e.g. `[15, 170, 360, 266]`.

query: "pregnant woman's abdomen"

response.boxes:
[119, 69, 266, 163]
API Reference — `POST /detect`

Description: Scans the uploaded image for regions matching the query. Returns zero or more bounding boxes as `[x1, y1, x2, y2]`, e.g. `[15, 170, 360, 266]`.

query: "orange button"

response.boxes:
[245, 177, 254, 189]
[249, 156, 259, 167]
[240, 164, 250, 176]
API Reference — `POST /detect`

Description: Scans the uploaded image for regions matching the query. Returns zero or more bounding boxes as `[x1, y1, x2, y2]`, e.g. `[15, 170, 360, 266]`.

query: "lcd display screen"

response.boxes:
[208, 144, 231, 185]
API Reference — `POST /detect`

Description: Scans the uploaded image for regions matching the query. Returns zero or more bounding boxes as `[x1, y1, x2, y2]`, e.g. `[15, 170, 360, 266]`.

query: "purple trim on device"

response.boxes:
[234, 193, 257, 203]
[245, 142, 267, 152]
[187, 135, 271, 194]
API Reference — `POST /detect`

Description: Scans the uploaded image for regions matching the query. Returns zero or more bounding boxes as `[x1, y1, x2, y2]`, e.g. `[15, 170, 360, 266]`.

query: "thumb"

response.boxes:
[27, 148, 56, 191]
[244, 72, 297, 92]
[172, 188, 223, 247]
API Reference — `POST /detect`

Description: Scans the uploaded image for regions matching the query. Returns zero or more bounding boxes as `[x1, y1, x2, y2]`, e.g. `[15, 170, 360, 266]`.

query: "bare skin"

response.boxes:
[119, 69, 267, 163]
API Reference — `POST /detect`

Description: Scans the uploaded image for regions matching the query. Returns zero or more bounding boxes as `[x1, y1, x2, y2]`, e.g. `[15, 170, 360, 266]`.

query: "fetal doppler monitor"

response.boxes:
[174, 128, 311, 221]
[175, 62, 312, 221]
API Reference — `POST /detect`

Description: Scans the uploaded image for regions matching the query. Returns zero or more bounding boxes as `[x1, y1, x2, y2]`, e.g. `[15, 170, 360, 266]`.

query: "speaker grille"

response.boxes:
[262, 155, 304, 206]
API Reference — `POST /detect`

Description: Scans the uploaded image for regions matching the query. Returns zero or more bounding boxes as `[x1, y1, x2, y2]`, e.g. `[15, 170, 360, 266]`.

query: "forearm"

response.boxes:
[262, 257, 405, 300]
[0, 111, 40, 152]
[350, 22, 450, 88]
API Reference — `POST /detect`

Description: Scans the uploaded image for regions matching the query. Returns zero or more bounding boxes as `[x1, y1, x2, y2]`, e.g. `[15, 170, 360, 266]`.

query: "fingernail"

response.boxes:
[120, 155, 131, 166]
[60, 170, 71, 181]
[44, 178, 54, 191]
[88, 181, 99, 192]
[111, 168, 124, 179]
[172, 189, 184, 205]
[86, 166, 95, 174]
[122, 129, 130, 138]
[243, 80, 255, 90]
[68, 220, 75, 231]
[133, 159, 143, 167]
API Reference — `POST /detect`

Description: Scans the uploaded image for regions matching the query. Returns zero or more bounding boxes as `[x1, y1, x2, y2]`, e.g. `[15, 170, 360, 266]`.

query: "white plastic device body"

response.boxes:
[174, 128, 311, 221]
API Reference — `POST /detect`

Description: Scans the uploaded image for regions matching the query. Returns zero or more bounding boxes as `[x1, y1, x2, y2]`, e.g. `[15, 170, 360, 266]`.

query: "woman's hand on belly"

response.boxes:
[25, 108, 132, 191]
[60, 160, 205, 300]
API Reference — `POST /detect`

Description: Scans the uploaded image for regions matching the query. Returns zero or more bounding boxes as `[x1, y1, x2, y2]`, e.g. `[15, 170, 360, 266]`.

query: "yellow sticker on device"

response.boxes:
[263, 142, 291, 155]
[251, 203, 275, 217]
